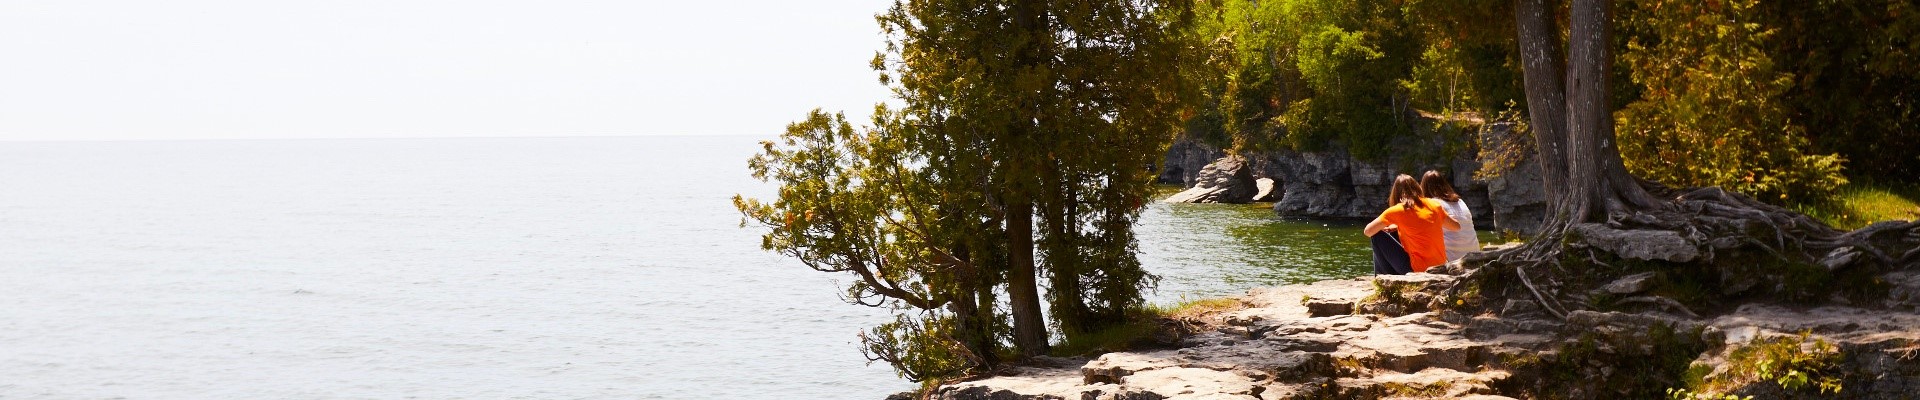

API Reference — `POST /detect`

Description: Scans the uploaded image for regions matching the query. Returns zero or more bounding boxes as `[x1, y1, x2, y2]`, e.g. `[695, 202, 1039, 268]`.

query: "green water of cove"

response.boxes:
[1138, 187, 1500, 303]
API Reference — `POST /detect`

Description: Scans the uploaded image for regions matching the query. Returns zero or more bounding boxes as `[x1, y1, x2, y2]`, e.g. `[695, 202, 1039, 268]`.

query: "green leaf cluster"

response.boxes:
[738, 109, 1006, 382]
[1680, 332, 1846, 396]
[1616, 0, 1848, 204]
[1183, 0, 1524, 160]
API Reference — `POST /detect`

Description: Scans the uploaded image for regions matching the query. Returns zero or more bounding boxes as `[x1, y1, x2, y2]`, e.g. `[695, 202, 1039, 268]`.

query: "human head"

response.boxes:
[1420, 170, 1460, 202]
[1387, 174, 1424, 209]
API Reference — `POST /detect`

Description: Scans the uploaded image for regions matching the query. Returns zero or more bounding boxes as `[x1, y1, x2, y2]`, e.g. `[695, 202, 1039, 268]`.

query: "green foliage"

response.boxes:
[1665, 387, 1752, 400]
[1364, 277, 1404, 305]
[1176, 0, 1914, 204]
[1400, 0, 1526, 117]
[1153, 297, 1245, 317]
[737, 110, 1003, 381]
[1760, 0, 1920, 181]
[1689, 332, 1846, 396]
[1615, 0, 1848, 204]
[1184, 0, 1520, 159]
[1382, 380, 1454, 398]
[1499, 323, 1713, 398]
[741, 0, 1201, 382]
[861, 313, 976, 382]
[1047, 298, 1241, 357]
[1047, 307, 1161, 357]
[1473, 102, 1533, 181]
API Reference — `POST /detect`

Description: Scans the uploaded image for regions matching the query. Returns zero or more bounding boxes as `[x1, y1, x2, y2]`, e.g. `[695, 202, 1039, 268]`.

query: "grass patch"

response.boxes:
[1049, 320, 1160, 357]
[1049, 297, 1244, 357]
[1382, 380, 1454, 397]
[1331, 356, 1369, 376]
[1150, 297, 1244, 319]
[1790, 180, 1920, 230]
[1362, 278, 1405, 305]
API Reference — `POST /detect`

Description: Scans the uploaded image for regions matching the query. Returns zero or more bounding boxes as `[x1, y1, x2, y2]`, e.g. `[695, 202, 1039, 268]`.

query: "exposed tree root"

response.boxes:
[1473, 184, 1920, 319]
[1516, 264, 1569, 319]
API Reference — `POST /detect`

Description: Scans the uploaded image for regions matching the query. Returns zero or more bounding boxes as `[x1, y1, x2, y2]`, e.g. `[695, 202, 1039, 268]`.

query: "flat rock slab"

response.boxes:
[1569, 223, 1699, 262]
[1602, 271, 1658, 294]
[935, 276, 1540, 400]
[1709, 304, 1920, 343]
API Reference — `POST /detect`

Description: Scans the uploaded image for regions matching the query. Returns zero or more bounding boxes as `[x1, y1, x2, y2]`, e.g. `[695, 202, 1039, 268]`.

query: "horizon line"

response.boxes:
[0, 132, 776, 144]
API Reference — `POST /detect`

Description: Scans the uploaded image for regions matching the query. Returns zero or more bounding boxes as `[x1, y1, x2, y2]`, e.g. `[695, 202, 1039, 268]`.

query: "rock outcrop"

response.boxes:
[928, 274, 1540, 400]
[1482, 156, 1547, 236]
[923, 243, 1920, 400]
[1251, 145, 1512, 232]
[1158, 139, 1229, 188]
[1155, 123, 1550, 235]
[1164, 156, 1261, 204]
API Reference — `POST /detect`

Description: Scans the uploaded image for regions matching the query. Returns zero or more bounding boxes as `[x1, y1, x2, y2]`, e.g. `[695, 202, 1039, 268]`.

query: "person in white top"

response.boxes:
[1421, 171, 1481, 261]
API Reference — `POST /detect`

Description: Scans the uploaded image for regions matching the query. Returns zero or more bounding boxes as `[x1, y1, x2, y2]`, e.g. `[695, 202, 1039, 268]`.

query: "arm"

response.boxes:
[1437, 207, 1462, 231]
[1364, 215, 1390, 237]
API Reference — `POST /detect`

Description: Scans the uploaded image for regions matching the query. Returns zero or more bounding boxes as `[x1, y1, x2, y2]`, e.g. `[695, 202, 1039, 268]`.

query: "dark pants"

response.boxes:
[1371, 231, 1412, 275]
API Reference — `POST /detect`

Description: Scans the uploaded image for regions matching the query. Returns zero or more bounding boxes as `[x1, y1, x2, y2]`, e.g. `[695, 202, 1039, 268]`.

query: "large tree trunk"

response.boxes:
[1562, 0, 1660, 226]
[1561, 0, 1607, 225]
[1004, 0, 1052, 358]
[1514, 0, 1571, 226]
[1005, 199, 1049, 357]
[1519, 0, 1664, 230]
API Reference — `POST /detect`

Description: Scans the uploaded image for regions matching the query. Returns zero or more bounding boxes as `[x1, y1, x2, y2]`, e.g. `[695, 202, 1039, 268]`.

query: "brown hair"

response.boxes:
[1387, 174, 1426, 210]
[1420, 170, 1461, 202]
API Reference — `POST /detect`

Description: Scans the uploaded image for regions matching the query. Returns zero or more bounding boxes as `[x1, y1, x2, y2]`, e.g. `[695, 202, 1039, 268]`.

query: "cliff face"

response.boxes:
[1157, 139, 1228, 188]
[1156, 128, 1547, 235]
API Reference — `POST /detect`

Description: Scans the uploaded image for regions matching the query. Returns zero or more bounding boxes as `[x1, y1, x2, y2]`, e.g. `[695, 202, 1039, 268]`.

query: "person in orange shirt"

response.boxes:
[1364, 174, 1461, 274]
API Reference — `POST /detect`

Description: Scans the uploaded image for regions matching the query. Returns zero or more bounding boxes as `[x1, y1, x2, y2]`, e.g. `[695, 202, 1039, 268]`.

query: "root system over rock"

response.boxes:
[1470, 186, 1920, 320]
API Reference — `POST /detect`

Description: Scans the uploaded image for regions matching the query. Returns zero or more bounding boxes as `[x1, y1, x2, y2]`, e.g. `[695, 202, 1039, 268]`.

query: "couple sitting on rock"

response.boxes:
[1363, 171, 1481, 275]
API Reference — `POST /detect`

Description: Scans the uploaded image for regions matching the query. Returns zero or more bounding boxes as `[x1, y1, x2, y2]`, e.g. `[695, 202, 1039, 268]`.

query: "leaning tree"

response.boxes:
[1493, 0, 1920, 318]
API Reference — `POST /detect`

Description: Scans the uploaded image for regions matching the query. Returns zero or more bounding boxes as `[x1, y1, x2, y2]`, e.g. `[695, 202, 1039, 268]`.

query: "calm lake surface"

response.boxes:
[0, 136, 1445, 399]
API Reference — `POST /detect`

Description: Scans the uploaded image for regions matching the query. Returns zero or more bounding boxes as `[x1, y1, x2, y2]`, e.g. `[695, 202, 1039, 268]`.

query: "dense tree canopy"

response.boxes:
[1615, 0, 1847, 203]
[1761, 0, 1920, 180]
[1185, 0, 1915, 205]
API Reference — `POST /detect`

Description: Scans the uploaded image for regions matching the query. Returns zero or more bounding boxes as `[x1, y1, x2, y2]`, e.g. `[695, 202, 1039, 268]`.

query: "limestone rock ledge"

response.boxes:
[929, 276, 1532, 400]
[919, 269, 1920, 400]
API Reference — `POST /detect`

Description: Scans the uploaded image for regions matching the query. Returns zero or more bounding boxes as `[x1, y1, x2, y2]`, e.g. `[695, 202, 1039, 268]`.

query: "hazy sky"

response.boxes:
[0, 1, 896, 141]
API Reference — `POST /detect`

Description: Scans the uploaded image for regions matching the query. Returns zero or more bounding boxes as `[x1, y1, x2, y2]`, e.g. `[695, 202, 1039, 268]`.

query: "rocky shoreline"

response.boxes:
[907, 244, 1920, 399]
[1157, 131, 1547, 236]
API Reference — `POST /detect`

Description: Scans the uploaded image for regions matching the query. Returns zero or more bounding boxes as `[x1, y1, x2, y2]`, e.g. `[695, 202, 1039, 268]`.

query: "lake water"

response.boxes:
[0, 136, 1413, 399]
